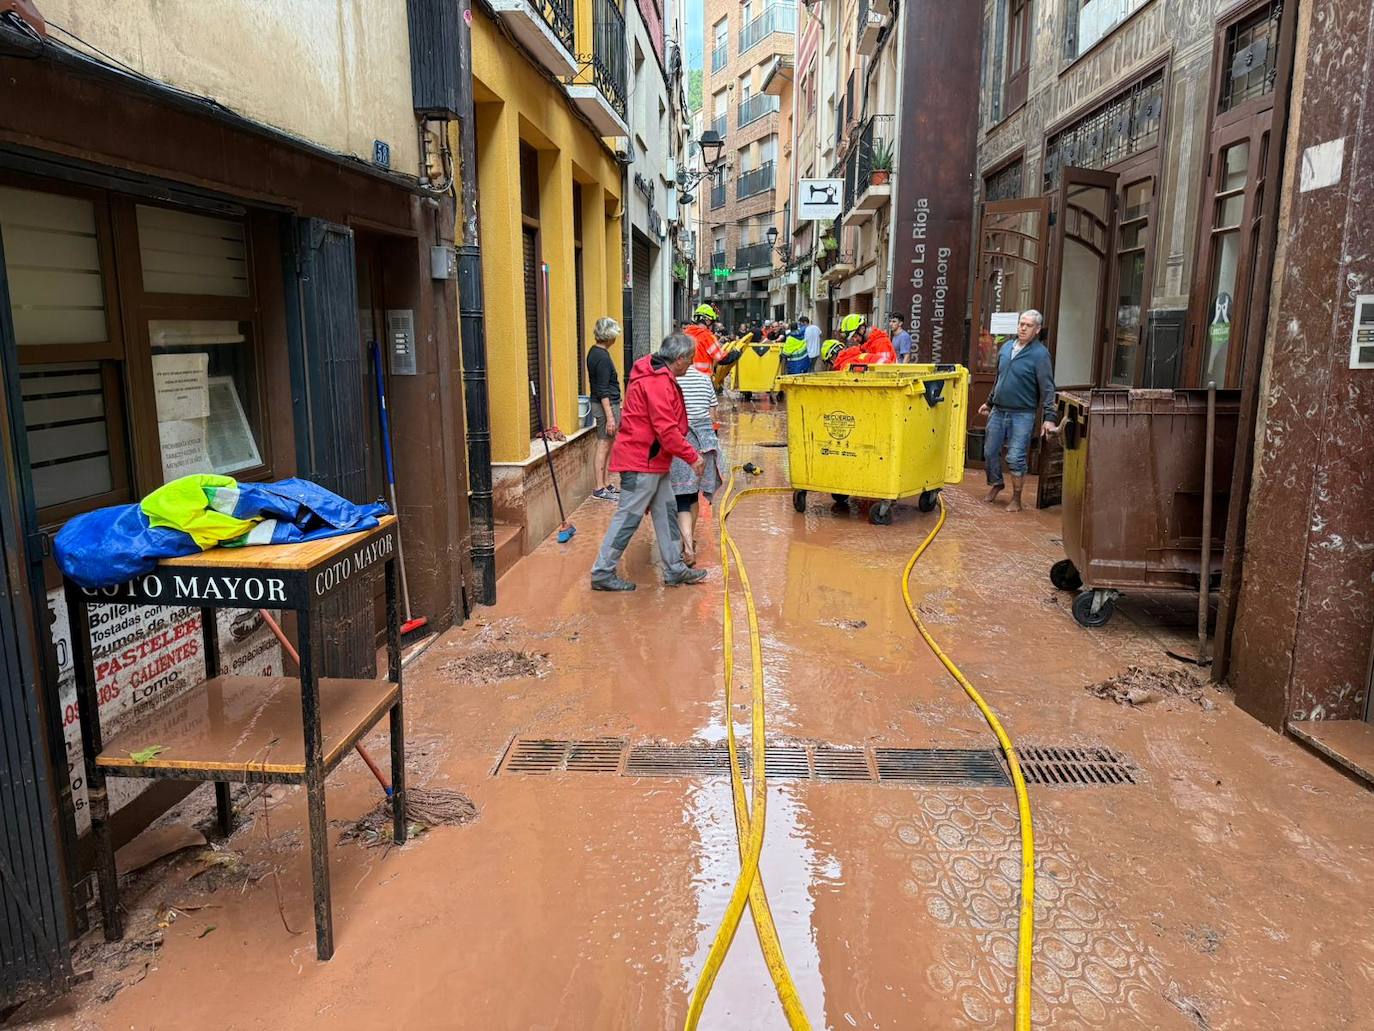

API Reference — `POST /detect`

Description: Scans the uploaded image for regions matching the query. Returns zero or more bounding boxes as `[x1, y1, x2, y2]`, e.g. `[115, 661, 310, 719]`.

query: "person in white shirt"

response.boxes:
[668, 366, 726, 565]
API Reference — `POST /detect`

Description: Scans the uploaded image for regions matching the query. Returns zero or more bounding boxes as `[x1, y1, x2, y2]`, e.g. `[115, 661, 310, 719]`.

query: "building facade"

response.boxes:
[473, 0, 628, 559]
[0, 0, 471, 993]
[968, 0, 1292, 457]
[625, 0, 687, 359]
[698, 0, 797, 328]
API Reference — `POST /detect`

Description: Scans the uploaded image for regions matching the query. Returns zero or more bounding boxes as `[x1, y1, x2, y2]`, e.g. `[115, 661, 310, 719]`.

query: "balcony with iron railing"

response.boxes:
[710, 113, 727, 139]
[739, 3, 797, 56]
[736, 161, 775, 199]
[711, 40, 728, 72]
[857, 0, 885, 56]
[566, 0, 629, 134]
[710, 178, 727, 208]
[735, 242, 774, 270]
[491, 0, 579, 77]
[711, 249, 728, 270]
[839, 114, 894, 224]
[737, 92, 780, 130]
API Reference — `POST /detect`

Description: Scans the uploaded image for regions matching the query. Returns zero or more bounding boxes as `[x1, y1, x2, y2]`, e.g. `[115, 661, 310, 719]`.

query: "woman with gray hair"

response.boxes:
[587, 316, 623, 501]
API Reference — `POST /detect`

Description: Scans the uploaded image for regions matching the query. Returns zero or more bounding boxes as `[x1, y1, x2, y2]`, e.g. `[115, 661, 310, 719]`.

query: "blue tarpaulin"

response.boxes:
[55, 476, 387, 589]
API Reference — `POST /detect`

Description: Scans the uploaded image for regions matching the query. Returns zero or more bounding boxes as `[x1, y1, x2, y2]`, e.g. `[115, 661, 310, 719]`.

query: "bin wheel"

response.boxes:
[1072, 590, 1115, 628]
[792, 490, 807, 513]
[917, 490, 939, 513]
[742, 391, 753, 401]
[1050, 559, 1082, 592]
[869, 500, 894, 525]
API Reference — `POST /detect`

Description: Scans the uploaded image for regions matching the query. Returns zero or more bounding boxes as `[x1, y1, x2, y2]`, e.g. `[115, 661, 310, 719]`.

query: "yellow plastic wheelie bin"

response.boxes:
[733, 342, 783, 399]
[776, 363, 968, 524]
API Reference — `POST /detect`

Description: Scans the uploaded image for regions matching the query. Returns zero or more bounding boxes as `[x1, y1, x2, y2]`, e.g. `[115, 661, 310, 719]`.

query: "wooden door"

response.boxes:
[968, 197, 1050, 462]
[1038, 167, 1117, 507]
[1185, 0, 1284, 390]
[1045, 167, 1118, 390]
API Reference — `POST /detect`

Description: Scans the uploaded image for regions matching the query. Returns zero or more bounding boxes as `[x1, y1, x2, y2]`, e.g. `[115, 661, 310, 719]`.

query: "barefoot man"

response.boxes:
[977, 310, 1058, 512]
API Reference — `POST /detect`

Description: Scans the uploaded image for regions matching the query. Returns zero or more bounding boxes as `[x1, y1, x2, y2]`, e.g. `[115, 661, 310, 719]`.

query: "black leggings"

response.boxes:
[675, 492, 699, 513]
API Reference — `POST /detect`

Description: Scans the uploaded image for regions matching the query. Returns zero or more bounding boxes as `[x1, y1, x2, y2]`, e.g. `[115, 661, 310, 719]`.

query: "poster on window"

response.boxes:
[206, 376, 261, 473]
[47, 588, 281, 835]
[152, 352, 210, 422]
[158, 418, 213, 479]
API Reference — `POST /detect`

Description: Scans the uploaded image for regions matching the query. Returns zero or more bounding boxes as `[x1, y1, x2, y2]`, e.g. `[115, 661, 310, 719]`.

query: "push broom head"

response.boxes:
[557, 523, 576, 544]
[401, 616, 429, 635]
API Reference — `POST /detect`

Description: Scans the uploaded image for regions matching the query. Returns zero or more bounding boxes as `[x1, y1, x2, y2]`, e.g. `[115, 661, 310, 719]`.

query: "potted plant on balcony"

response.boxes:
[869, 139, 894, 186]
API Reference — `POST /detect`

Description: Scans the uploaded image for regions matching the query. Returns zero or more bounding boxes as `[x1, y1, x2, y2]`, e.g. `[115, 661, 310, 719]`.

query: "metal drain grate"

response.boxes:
[624, 744, 745, 777]
[760, 744, 810, 778]
[875, 748, 1010, 786]
[813, 746, 873, 782]
[503, 738, 626, 774]
[1015, 745, 1138, 786]
[498, 738, 1138, 787]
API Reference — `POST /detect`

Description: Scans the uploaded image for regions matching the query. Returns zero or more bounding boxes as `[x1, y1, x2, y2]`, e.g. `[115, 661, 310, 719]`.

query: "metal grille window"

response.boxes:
[736, 242, 773, 269]
[737, 93, 779, 129]
[590, 0, 628, 119]
[984, 160, 1024, 201]
[737, 161, 776, 199]
[710, 170, 727, 209]
[1219, 0, 1283, 113]
[1042, 70, 1163, 194]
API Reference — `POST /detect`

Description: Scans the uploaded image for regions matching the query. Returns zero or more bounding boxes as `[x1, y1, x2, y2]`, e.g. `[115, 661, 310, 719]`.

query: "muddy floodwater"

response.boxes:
[23, 401, 1374, 1030]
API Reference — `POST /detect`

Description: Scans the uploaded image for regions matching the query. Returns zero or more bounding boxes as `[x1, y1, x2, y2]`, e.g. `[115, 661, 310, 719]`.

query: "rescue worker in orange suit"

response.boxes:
[829, 313, 897, 370]
[684, 303, 743, 376]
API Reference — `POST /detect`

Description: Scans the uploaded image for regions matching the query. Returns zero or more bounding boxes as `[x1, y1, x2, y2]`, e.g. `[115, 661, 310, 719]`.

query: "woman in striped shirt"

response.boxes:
[669, 365, 727, 566]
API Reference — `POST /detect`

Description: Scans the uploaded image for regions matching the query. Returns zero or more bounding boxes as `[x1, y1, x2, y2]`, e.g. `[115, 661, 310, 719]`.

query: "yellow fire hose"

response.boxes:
[902, 496, 1036, 1031]
[686, 478, 1034, 1031]
[683, 474, 811, 1030]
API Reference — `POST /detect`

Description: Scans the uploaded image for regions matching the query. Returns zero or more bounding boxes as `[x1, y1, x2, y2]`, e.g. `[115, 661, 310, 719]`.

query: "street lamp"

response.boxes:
[678, 130, 727, 195]
[697, 130, 725, 174]
[765, 225, 789, 260]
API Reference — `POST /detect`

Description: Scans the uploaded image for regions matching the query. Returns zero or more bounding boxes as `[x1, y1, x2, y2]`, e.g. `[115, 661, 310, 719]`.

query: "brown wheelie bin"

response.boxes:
[1050, 388, 1241, 627]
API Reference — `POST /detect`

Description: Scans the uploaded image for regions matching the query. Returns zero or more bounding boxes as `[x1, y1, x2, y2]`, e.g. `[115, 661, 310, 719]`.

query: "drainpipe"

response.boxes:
[455, 0, 496, 605]
[622, 160, 635, 372]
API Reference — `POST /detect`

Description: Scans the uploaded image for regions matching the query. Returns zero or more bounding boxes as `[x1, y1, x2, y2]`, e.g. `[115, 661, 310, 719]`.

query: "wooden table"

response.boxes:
[65, 516, 405, 961]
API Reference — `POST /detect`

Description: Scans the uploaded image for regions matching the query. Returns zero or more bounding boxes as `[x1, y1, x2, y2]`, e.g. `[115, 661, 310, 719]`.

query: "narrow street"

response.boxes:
[29, 400, 1374, 1031]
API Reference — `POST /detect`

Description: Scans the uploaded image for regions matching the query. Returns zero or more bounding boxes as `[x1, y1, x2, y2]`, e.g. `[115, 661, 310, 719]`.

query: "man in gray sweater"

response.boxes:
[977, 309, 1059, 512]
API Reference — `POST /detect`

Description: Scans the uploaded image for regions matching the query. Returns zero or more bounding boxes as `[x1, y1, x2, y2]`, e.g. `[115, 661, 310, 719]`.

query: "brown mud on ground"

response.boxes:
[438, 647, 549, 684]
[1086, 664, 1215, 709]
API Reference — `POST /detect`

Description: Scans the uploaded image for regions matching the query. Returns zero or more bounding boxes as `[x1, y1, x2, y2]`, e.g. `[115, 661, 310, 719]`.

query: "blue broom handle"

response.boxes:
[370, 341, 398, 489]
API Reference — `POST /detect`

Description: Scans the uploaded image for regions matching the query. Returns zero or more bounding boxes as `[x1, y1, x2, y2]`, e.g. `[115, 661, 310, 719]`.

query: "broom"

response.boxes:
[536, 260, 576, 544]
[369, 341, 429, 636]
[256, 609, 475, 833]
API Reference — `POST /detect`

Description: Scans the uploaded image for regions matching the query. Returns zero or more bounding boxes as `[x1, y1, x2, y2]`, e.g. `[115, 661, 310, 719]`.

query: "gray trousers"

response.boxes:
[591, 470, 689, 583]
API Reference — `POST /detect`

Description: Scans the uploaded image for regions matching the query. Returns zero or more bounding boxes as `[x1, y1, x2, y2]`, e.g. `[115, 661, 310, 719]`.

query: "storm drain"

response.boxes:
[875, 748, 1010, 786]
[502, 738, 627, 774]
[498, 739, 1138, 788]
[1015, 745, 1138, 786]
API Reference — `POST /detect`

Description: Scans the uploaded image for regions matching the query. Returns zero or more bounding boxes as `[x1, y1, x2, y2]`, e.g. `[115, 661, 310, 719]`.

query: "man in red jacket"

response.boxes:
[590, 333, 708, 591]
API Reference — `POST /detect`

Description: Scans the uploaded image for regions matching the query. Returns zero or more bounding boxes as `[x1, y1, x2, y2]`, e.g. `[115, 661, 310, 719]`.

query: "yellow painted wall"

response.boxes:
[472, 13, 625, 463]
[36, 0, 419, 172]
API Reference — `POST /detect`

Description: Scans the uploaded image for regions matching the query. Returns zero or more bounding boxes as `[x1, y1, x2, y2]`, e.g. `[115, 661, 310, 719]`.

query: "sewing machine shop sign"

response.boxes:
[797, 179, 844, 221]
